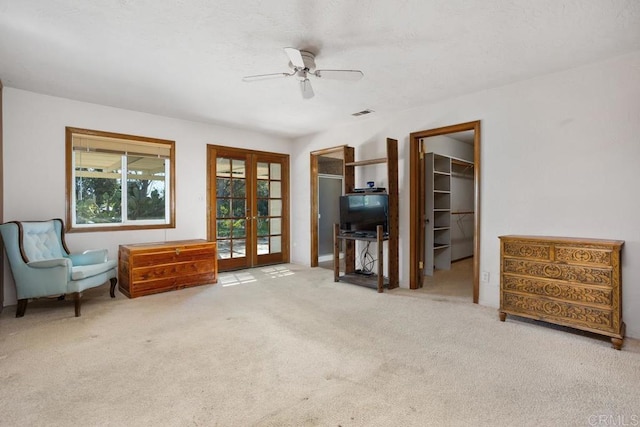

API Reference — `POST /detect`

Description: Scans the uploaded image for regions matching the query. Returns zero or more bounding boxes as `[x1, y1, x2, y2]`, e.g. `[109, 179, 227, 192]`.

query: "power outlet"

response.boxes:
[481, 271, 490, 282]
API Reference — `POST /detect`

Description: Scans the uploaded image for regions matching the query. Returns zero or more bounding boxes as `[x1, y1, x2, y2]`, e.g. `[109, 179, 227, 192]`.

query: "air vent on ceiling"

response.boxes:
[351, 109, 374, 117]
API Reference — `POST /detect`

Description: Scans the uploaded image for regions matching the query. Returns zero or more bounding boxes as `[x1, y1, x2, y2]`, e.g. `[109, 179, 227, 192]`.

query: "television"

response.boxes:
[339, 194, 389, 234]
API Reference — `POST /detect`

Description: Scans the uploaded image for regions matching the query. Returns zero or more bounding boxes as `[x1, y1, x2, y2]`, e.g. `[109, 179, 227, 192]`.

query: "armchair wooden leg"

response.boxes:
[16, 299, 28, 317]
[109, 278, 117, 298]
[74, 292, 82, 317]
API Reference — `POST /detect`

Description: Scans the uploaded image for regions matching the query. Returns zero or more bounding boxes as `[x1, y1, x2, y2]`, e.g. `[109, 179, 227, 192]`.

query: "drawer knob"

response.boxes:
[175, 248, 181, 255]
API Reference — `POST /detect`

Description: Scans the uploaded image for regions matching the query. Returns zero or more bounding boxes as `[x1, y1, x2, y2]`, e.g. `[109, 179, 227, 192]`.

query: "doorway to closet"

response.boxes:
[409, 121, 481, 303]
[207, 145, 289, 272]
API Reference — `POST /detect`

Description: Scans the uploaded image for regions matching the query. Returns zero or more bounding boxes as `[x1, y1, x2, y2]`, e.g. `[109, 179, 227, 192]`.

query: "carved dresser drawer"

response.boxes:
[118, 240, 218, 298]
[499, 235, 624, 349]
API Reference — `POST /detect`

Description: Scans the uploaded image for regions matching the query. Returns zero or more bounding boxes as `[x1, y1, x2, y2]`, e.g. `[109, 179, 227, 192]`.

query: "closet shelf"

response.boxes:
[451, 159, 474, 167]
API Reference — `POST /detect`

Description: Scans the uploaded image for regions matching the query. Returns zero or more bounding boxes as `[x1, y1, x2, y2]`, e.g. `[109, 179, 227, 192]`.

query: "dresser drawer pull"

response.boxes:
[175, 248, 181, 255]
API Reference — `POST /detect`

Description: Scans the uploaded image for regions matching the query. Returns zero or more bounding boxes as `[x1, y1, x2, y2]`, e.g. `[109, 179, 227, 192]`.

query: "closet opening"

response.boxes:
[409, 121, 481, 303]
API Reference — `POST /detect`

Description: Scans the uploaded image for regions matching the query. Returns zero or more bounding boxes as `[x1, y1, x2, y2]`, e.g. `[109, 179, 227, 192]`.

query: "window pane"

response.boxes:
[217, 178, 231, 197]
[232, 219, 246, 238]
[257, 218, 269, 237]
[231, 199, 245, 218]
[257, 199, 268, 217]
[271, 218, 282, 235]
[74, 151, 123, 224]
[269, 199, 282, 217]
[127, 156, 166, 221]
[270, 163, 281, 180]
[232, 159, 246, 178]
[257, 180, 269, 197]
[217, 158, 231, 177]
[232, 179, 246, 198]
[270, 181, 281, 198]
[257, 162, 269, 179]
[257, 237, 269, 255]
[217, 240, 231, 259]
[232, 239, 246, 257]
[217, 220, 232, 238]
[270, 236, 282, 253]
[217, 199, 230, 218]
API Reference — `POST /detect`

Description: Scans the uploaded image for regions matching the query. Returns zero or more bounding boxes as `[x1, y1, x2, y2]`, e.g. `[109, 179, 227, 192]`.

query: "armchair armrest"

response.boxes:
[69, 249, 108, 266]
[28, 258, 72, 269]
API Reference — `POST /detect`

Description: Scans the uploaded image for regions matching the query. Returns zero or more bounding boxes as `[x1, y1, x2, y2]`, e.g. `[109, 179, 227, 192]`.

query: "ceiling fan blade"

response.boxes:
[314, 69, 364, 81]
[300, 78, 314, 99]
[242, 72, 292, 82]
[284, 47, 305, 68]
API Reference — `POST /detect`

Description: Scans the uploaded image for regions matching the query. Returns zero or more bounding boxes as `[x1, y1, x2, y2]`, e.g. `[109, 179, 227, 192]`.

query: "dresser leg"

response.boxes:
[499, 311, 506, 322]
[611, 337, 623, 350]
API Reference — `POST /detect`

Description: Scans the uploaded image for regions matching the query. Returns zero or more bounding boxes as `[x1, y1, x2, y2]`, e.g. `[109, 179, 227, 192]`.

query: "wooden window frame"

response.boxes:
[65, 127, 176, 233]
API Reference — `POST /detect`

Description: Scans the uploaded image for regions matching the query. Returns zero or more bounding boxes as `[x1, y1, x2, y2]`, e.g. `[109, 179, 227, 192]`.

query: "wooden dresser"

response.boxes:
[499, 235, 624, 349]
[118, 240, 217, 298]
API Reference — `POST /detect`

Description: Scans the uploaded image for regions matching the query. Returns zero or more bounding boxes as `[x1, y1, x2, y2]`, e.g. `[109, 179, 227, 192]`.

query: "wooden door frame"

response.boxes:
[207, 144, 290, 271]
[310, 145, 354, 267]
[409, 121, 481, 303]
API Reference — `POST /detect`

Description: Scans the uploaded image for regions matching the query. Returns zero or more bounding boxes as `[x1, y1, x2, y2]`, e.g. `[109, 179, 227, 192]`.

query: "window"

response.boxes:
[65, 127, 175, 232]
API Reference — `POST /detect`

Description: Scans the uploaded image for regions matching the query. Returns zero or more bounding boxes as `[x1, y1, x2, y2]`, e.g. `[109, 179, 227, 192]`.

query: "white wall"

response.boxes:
[291, 51, 640, 338]
[2, 88, 292, 305]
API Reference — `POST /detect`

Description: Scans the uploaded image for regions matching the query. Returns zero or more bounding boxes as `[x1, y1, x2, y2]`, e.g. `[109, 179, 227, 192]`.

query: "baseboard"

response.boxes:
[319, 253, 344, 263]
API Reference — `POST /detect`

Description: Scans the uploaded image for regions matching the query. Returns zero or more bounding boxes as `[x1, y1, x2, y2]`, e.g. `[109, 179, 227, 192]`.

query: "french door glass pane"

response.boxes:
[232, 239, 246, 256]
[257, 237, 269, 255]
[232, 159, 246, 178]
[217, 158, 231, 177]
[257, 180, 269, 197]
[269, 200, 282, 217]
[257, 162, 269, 179]
[271, 218, 282, 234]
[270, 163, 281, 180]
[218, 240, 231, 259]
[217, 157, 247, 259]
[270, 236, 282, 253]
[254, 161, 283, 255]
[270, 181, 281, 198]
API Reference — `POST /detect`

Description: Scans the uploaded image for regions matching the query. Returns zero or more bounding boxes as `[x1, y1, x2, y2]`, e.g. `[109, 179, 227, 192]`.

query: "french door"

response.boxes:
[207, 145, 289, 271]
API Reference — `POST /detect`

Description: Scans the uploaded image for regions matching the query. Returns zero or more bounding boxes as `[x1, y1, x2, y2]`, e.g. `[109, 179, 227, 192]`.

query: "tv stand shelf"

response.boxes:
[334, 224, 390, 292]
[336, 138, 399, 292]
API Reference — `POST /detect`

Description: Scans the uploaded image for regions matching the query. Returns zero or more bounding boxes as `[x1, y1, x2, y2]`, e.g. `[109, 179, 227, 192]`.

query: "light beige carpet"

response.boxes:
[1, 263, 639, 426]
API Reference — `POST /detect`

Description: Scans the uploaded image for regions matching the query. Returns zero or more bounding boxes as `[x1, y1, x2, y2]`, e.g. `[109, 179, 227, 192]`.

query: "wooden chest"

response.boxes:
[118, 240, 217, 298]
[499, 235, 624, 349]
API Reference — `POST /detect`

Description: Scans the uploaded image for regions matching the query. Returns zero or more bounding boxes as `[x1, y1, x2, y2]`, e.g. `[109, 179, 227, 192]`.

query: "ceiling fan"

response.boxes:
[242, 47, 364, 99]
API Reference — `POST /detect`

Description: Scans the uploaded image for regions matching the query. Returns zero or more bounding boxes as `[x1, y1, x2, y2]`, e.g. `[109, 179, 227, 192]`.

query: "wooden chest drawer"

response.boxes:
[501, 274, 613, 306]
[501, 292, 615, 332]
[499, 235, 624, 349]
[118, 240, 218, 298]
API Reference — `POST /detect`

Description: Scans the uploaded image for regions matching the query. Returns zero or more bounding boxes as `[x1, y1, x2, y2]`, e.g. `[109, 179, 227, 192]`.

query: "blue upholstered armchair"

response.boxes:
[0, 219, 117, 317]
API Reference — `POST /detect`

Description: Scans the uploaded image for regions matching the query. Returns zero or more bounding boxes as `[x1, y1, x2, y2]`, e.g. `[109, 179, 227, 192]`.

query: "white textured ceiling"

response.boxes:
[1, 0, 639, 138]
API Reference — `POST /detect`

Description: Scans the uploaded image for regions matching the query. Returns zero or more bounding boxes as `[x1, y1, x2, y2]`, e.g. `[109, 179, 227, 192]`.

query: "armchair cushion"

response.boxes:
[71, 259, 117, 280]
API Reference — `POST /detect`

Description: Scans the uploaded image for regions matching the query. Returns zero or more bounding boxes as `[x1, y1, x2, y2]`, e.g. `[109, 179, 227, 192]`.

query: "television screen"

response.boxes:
[339, 194, 389, 234]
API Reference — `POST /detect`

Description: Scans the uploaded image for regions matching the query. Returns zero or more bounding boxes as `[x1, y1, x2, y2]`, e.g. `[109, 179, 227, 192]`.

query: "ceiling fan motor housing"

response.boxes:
[289, 50, 316, 74]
